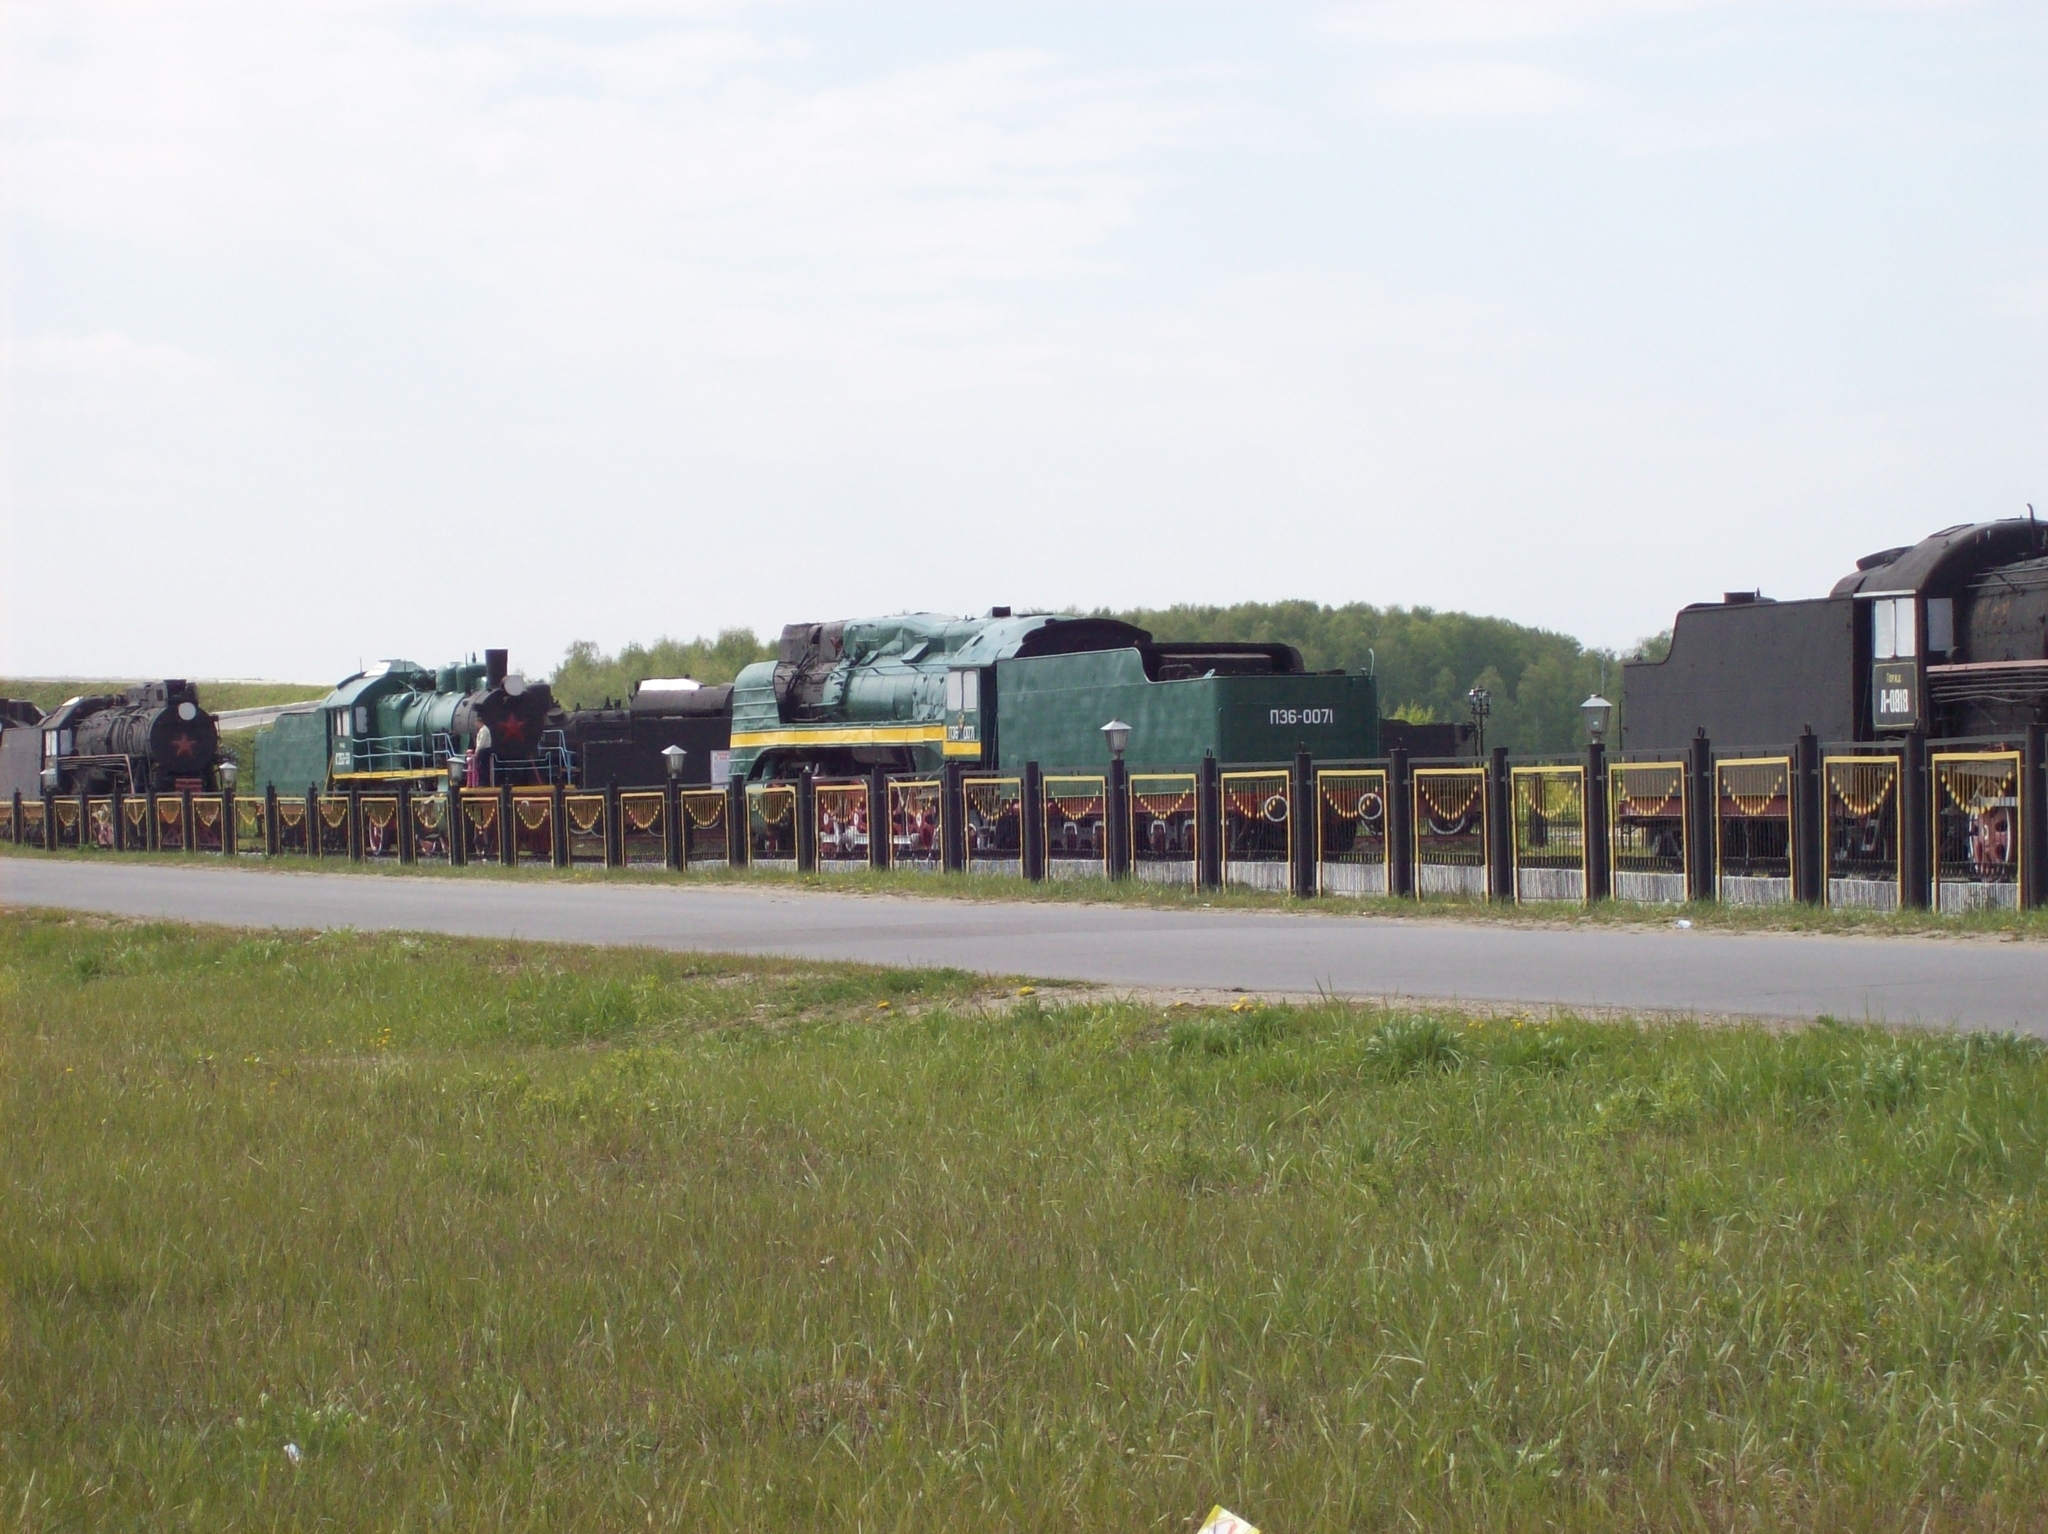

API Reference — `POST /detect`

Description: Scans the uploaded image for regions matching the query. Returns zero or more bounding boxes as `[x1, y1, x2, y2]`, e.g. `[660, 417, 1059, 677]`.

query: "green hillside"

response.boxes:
[0, 679, 330, 715]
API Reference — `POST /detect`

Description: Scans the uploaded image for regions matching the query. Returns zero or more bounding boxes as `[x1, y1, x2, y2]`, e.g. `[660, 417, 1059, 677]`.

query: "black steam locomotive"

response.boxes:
[1624, 516, 2048, 750]
[24, 682, 223, 796]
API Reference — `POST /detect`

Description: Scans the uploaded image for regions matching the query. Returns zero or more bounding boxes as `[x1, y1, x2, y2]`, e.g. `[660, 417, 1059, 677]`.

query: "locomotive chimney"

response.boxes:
[485, 649, 508, 691]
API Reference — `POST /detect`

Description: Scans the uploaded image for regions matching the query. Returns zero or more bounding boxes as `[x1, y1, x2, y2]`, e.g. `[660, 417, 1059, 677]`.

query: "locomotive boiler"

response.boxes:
[1623, 516, 2048, 750]
[728, 610, 1380, 780]
[33, 681, 223, 794]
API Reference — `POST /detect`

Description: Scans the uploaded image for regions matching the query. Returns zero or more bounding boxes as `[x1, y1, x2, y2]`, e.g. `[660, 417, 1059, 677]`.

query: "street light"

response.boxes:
[217, 760, 239, 793]
[1466, 687, 1491, 754]
[662, 744, 688, 780]
[446, 754, 465, 792]
[40, 764, 60, 795]
[1100, 719, 1131, 760]
[1580, 694, 1613, 746]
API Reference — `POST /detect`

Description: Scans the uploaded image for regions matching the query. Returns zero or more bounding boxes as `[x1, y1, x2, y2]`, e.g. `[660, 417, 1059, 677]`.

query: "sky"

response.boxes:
[3, 0, 2043, 683]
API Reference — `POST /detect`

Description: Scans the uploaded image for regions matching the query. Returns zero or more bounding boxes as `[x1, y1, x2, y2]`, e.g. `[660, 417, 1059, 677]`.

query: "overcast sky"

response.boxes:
[4, 0, 2043, 682]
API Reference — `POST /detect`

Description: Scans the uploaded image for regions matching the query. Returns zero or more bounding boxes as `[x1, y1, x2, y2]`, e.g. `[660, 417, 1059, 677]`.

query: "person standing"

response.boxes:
[469, 724, 497, 789]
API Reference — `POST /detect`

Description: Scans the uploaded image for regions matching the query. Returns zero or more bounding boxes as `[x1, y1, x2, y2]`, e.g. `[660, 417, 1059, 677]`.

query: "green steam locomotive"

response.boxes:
[728, 611, 1380, 779]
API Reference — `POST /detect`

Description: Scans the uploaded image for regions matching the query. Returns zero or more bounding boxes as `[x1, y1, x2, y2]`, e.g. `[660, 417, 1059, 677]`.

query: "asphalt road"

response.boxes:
[4, 858, 2045, 1032]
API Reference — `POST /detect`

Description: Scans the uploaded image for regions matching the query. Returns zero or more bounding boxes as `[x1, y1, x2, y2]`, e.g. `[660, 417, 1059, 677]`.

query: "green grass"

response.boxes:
[0, 679, 329, 715]
[9, 837, 2048, 941]
[7, 912, 2048, 1529]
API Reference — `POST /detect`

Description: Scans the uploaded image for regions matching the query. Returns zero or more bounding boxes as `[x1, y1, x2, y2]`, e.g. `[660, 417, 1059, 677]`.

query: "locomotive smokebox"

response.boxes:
[485, 649, 509, 691]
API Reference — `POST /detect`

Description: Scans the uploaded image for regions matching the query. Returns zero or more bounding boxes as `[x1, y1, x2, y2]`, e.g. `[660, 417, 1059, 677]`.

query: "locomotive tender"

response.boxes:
[1624, 516, 2048, 751]
[728, 610, 1380, 780]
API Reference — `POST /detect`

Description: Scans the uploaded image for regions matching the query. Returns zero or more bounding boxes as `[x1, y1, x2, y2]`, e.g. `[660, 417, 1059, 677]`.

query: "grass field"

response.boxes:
[0, 680, 329, 715]
[7, 911, 2048, 1530]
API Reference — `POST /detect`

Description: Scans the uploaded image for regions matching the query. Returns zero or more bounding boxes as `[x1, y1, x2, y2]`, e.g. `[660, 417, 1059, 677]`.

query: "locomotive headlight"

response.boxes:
[1580, 694, 1612, 745]
[178, 701, 198, 722]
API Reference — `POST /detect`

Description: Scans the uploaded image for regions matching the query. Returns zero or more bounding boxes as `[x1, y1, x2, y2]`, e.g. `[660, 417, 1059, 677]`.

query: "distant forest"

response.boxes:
[549, 606, 1670, 754]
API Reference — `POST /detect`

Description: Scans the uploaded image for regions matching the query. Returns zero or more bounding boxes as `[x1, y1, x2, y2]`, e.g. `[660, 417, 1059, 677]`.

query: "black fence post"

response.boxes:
[1793, 729, 1822, 904]
[447, 787, 465, 867]
[796, 772, 817, 874]
[222, 784, 237, 857]
[605, 782, 622, 870]
[10, 790, 20, 846]
[40, 792, 54, 851]
[664, 781, 683, 872]
[303, 787, 318, 859]
[181, 788, 195, 855]
[1196, 753, 1221, 891]
[1387, 748, 1412, 897]
[1021, 761, 1044, 882]
[346, 787, 363, 861]
[2024, 723, 2046, 911]
[1292, 748, 1316, 899]
[498, 783, 516, 867]
[265, 784, 280, 857]
[1487, 746, 1512, 903]
[940, 761, 965, 874]
[868, 767, 891, 872]
[728, 774, 749, 868]
[1585, 741, 1610, 902]
[1686, 734, 1713, 902]
[396, 783, 414, 863]
[1105, 757, 1130, 880]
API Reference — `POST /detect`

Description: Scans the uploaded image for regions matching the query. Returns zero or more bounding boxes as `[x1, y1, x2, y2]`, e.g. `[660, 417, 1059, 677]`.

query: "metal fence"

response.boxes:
[621, 791, 667, 867]
[1511, 765, 1585, 904]
[1414, 766, 1487, 900]
[1130, 772, 1198, 886]
[679, 789, 730, 867]
[1825, 755, 1901, 911]
[1315, 768, 1387, 897]
[1609, 762, 1687, 904]
[1221, 770, 1291, 892]
[888, 778, 944, 873]
[748, 782, 799, 870]
[1044, 775, 1107, 879]
[1932, 751, 2021, 913]
[1716, 757, 1794, 906]
[964, 776, 1023, 877]
[814, 780, 871, 871]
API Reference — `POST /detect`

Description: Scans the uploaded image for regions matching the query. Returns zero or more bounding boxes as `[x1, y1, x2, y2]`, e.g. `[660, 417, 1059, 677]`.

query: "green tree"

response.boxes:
[547, 631, 774, 709]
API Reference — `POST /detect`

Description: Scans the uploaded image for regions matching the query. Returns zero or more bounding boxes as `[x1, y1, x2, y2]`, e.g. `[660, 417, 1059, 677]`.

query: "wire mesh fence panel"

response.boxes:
[748, 783, 799, 870]
[514, 795, 557, 865]
[360, 796, 400, 859]
[1511, 766, 1586, 904]
[1716, 757, 1793, 905]
[963, 777, 1022, 876]
[621, 792, 667, 867]
[233, 796, 267, 855]
[459, 792, 501, 864]
[410, 793, 449, 861]
[1825, 756, 1901, 911]
[565, 793, 609, 866]
[1130, 773, 1198, 885]
[1932, 751, 2022, 913]
[1317, 769, 1388, 896]
[680, 789, 730, 868]
[192, 795, 228, 854]
[316, 797, 351, 857]
[814, 782, 871, 871]
[887, 779, 944, 873]
[158, 797, 191, 853]
[1222, 770, 1291, 892]
[1413, 767, 1487, 899]
[122, 797, 152, 851]
[20, 800, 46, 846]
[1043, 776, 1107, 879]
[272, 798, 309, 855]
[1610, 763, 1687, 904]
[86, 798, 116, 850]
[52, 799, 83, 850]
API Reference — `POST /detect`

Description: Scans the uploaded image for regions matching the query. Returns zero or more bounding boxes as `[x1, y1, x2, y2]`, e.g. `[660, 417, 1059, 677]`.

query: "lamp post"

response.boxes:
[1101, 720, 1131, 879]
[662, 744, 688, 781]
[1466, 687, 1491, 756]
[217, 760, 239, 794]
[1580, 694, 1612, 746]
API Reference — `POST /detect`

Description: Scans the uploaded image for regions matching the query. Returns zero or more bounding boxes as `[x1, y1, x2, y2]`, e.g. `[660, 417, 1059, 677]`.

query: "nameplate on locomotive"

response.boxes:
[1872, 661, 1919, 729]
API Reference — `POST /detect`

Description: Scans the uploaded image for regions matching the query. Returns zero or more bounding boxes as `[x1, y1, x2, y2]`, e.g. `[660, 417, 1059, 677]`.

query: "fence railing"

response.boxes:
[10, 725, 2045, 913]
